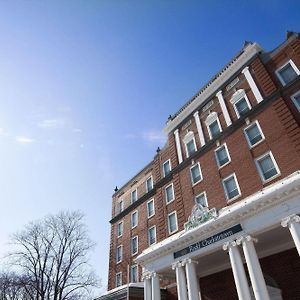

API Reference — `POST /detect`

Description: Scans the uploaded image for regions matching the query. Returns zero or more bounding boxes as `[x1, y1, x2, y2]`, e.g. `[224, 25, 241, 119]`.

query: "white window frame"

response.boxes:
[131, 236, 138, 256]
[165, 183, 175, 204]
[131, 211, 138, 229]
[190, 162, 203, 185]
[195, 191, 208, 207]
[116, 245, 123, 264]
[163, 159, 172, 177]
[244, 120, 265, 148]
[147, 198, 155, 218]
[148, 225, 157, 245]
[130, 265, 138, 283]
[117, 199, 124, 214]
[117, 221, 123, 238]
[131, 189, 138, 203]
[255, 151, 281, 183]
[291, 90, 300, 112]
[275, 59, 300, 86]
[230, 89, 252, 118]
[184, 136, 197, 158]
[146, 175, 153, 193]
[115, 272, 122, 287]
[205, 112, 222, 140]
[222, 173, 241, 202]
[168, 211, 178, 234]
[214, 143, 231, 169]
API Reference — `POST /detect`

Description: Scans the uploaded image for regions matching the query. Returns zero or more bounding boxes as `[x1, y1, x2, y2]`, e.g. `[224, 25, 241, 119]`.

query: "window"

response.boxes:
[131, 265, 138, 283]
[148, 226, 156, 245]
[244, 121, 265, 148]
[146, 176, 153, 192]
[131, 211, 138, 228]
[205, 112, 222, 140]
[190, 163, 202, 185]
[147, 199, 155, 218]
[215, 144, 230, 168]
[183, 131, 197, 158]
[255, 152, 280, 182]
[230, 89, 251, 118]
[116, 272, 122, 287]
[195, 192, 208, 207]
[165, 183, 175, 204]
[116, 245, 123, 263]
[222, 173, 241, 201]
[168, 211, 178, 234]
[131, 236, 138, 256]
[117, 222, 123, 237]
[163, 159, 172, 177]
[117, 199, 124, 214]
[131, 189, 137, 203]
[275, 59, 300, 86]
[291, 90, 300, 112]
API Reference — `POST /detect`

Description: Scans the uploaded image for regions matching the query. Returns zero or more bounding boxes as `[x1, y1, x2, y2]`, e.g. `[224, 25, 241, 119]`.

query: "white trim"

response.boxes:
[163, 159, 172, 177]
[230, 89, 252, 118]
[205, 112, 222, 140]
[168, 211, 178, 234]
[115, 272, 122, 287]
[216, 90, 232, 126]
[148, 225, 157, 245]
[291, 90, 300, 112]
[117, 221, 123, 238]
[222, 173, 241, 202]
[195, 191, 208, 207]
[147, 198, 155, 218]
[190, 162, 203, 185]
[146, 175, 153, 193]
[165, 183, 175, 204]
[131, 189, 138, 204]
[215, 143, 231, 169]
[193, 111, 206, 146]
[255, 151, 281, 184]
[131, 235, 139, 256]
[131, 210, 138, 229]
[174, 129, 183, 164]
[244, 120, 265, 148]
[130, 264, 139, 283]
[242, 66, 263, 103]
[117, 199, 124, 214]
[116, 245, 123, 264]
[183, 131, 197, 158]
[275, 59, 300, 86]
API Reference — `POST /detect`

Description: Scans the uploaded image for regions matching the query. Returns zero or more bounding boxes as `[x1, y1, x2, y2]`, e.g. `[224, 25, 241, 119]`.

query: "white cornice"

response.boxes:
[135, 171, 300, 266]
[164, 43, 263, 135]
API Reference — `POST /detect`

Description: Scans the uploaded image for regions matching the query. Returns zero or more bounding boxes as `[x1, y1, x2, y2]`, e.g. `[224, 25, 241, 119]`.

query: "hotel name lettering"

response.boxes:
[174, 224, 242, 259]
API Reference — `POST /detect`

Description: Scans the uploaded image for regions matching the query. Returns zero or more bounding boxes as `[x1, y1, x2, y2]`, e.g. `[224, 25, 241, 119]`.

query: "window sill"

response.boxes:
[227, 193, 242, 203]
[261, 172, 281, 184]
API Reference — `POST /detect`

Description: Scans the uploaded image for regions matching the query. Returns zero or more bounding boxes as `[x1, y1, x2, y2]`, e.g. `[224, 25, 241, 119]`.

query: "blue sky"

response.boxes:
[0, 0, 299, 295]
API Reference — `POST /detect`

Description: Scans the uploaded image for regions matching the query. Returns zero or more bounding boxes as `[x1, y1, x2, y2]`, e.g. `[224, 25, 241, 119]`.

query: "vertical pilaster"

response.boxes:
[172, 262, 188, 300]
[223, 241, 251, 300]
[242, 66, 263, 103]
[216, 91, 232, 127]
[237, 236, 270, 300]
[193, 111, 205, 147]
[151, 273, 161, 300]
[281, 214, 300, 256]
[174, 129, 183, 164]
[184, 259, 201, 300]
[143, 277, 152, 300]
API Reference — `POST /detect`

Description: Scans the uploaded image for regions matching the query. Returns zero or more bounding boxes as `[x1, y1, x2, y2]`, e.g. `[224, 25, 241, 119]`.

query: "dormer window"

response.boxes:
[205, 112, 222, 140]
[183, 131, 197, 157]
[230, 89, 252, 118]
[275, 59, 300, 86]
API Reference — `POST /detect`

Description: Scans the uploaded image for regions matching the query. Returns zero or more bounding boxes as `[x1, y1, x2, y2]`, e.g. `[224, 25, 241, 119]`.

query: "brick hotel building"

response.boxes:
[98, 32, 300, 300]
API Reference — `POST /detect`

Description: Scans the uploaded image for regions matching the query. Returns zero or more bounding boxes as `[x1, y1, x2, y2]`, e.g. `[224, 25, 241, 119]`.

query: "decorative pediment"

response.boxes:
[184, 203, 218, 231]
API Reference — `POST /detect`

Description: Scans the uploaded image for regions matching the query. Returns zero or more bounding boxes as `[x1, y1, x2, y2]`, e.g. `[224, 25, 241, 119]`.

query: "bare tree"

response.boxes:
[8, 211, 98, 300]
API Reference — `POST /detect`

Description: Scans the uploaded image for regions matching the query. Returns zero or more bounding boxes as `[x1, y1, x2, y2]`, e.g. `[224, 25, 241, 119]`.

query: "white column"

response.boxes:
[237, 236, 270, 300]
[143, 276, 152, 300]
[172, 262, 188, 300]
[281, 214, 300, 256]
[216, 91, 232, 127]
[242, 66, 263, 103]
[223, 241, 252, 300]
[184, 259, 201, 300]
[151, 272, 161, 300]
[193, 111, 205, 147]
[174, 129, 183, 164]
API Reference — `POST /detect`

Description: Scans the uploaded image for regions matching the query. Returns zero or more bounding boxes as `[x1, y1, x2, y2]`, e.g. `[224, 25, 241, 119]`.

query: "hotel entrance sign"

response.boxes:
[174, 224, 243, 259]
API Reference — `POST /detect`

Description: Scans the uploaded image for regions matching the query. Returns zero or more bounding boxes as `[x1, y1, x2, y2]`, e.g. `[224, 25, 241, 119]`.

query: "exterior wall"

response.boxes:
[106, 33, 300, 292]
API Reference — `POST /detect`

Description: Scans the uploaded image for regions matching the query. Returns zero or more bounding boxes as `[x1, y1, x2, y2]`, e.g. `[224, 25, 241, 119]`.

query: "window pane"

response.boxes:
[146, 177, 153, 192]
[131, 266, 137, 283]
[118, 200, 124, 213]
[131, 212, 137, 227]
[224, 176, 239, 199]
[131, 190, 137, 203]
[149, 227, 156, 245]
[187, 140, 196, 156]
[191, 164, 201, 184]
[166, 185, 174, 203]
[117, 223, 123, 236]
[246, 124, 262, 146]
[147, 201, 154, 217]
[258, 155, 278, 180]
[236, 98, 250, 116]
[293, 94, 300, 111]
[209, 120, 221, 138]
[168, 213, 177, 233]
[131, 237, 138, 254]
[195, 193, 207, 207]
[163, 161, 171, 176]
[116, 273, 121, 287]
[216, 146, 229, 166]
[279, 64, 298, 84]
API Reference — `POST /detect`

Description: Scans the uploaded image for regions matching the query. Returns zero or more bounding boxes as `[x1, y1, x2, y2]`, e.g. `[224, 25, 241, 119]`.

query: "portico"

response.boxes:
[136, 171, 300, 300]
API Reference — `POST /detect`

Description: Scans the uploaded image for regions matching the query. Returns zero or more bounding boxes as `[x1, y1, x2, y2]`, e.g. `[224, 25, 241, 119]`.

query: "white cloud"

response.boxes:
[142, 130, 166, 144]
[16, 136, 34, 144]
[38, 118, 65, 129]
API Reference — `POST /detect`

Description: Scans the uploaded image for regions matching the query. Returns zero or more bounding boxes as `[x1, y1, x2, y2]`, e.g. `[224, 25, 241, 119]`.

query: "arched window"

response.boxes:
[183, 131, 197, 157]
[230, 89, 252, 118]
